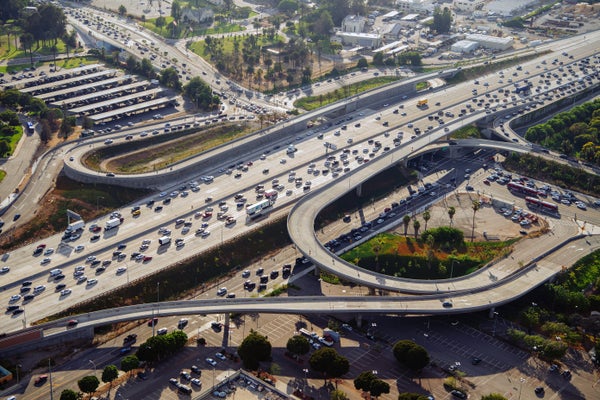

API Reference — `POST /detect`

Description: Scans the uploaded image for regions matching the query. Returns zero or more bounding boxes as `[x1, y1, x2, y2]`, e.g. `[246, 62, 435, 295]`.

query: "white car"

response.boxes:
[205, 357, 217, 366]
[0, 266, 9, 274]
[216, 287, 227, 296]
[86, 278, 98, 286]
[116, 267, 127, 274]
[9, 294, 21, 302]
[40, 258, 51, 265]
[74, 245, 85, 252]
[33, 285, 46, 294]
[60, 289, 72, 296]
[215, 352, 227, 361]
[44, 248, 54, 256]
[191, 378, 202, 387]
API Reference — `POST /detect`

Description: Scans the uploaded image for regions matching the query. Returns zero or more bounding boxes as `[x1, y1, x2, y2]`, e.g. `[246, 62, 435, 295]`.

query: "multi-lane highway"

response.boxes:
[2, 30, 600, 340]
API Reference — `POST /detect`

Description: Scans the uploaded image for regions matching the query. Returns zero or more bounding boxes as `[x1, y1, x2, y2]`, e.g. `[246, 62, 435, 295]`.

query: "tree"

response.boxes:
[155, 16, 166, 32]
[373, 52, 385, 66]
[287, 335, 310, 357]
[432, 6, 452, 34]
[102, 364, 119, 390]
[59, 389, 79, 400]
[171, 0, 182, 22]
[330, 389, 349, 400]
[77, 375, 99, 397]
[398, 393, 430, 400]
[403, 215, 411, 236]
[422, 210, 431, 231]
[118, 5, 127, 16]
[481, 394, 508, 400]
[159, 67, 182, 91]
[20, 32, 34, 67]
[393, 340, 430, 371]
[184, 77, 219, 110]
[356, 57, 368, 69]
[369, 379, 390, 398]
[309, 348, 349, 382]
[354, 370, 376, 392]
[448, 206, 456, 226]
[413, 218, 420, 238]
[121, 355, 140, 376]
[471, 200, 480, 242]
[238, 330, 272, 370]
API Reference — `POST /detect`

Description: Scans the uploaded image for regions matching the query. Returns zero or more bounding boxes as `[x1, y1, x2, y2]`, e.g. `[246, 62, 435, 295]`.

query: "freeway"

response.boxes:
[14, 231, 600, 341]
[2, 32, 600, 337]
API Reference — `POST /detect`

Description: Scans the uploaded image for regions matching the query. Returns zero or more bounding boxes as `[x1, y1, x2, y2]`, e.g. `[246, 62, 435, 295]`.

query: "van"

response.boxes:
[178, 384, 192, 394]
[50, 269, 62, 277]
[158, 236, 171, 246]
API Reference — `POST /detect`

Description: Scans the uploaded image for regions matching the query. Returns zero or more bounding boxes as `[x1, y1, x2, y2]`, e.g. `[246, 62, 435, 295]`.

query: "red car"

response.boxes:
[67, 319, 79, 327]
[91, 226, 102, 233]
[483, 180, 490, 185]
[37, 244, 46, 249]
[147, 317, 158, 327]
[143, 256, 153, 262]
[34, 375, 48, 385]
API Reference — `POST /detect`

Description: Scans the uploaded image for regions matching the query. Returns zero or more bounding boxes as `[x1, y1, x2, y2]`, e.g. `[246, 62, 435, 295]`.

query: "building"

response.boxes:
[382, 23, 403, 41]
[465, 33, 514, 51]
[181, 7, 214, 23]
[486, 0, 539, 17]
[334, 31, 382, 49]
[451, 39, 479, 53]
[396, 0, 437, 13]
[453, 0, 485, 13]
[341, 15, 367, 33]
[399, 13, 421, 27]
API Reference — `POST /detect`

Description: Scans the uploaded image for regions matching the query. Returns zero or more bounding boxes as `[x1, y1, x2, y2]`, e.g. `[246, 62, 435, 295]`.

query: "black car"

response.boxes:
[6, 305, 20, 312]
[12, 308, 24, 316]
[20, 287, 31, 293]
[270, 270, 279, 279]
[260, 276, 269, 284]
[55, 284, 66, 291]
[53, 274, 65, 281]
[191, 365, 201, 375]
[451, 390, 467, 399]
[23, 294, 35, 301]
[22, 281, 32, 287]
[90, 235, 100, 241]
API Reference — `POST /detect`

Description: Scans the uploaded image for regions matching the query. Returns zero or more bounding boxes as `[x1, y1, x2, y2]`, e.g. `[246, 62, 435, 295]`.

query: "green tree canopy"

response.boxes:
[77, 375, 99, 396]
[393, 340, 430, 371]
[238, 330, 272, 370]
[183, 77, 220, 110]
[287, 335, 310, 356]
[309, 348, 349, 381]
[121, 355, 140, 375]
[101, 364, 119, 387]
[119, 5, 127, 16]
[59, 389, 79, 400]
[481, 394, 508, 400]
[159, 67, 182, 91]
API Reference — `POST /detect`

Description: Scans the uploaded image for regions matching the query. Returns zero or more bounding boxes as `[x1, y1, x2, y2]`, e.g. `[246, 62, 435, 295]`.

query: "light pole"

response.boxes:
[302, 368, 309, 394]
[16, 363, 21, 384]
[450, 260, 460, 279]
[89, 360, 96, 375]
[492, 312, 499, 336]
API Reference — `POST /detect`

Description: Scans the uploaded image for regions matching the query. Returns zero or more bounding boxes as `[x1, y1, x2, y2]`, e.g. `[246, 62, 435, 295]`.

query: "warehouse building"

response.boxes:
[465, 33, 514, 51]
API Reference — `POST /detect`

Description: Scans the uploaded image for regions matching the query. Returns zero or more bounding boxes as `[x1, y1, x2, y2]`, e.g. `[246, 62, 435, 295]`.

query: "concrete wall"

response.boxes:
[0, 327, 94, 358]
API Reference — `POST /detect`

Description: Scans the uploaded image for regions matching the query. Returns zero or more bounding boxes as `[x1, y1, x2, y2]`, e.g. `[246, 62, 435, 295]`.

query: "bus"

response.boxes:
[246, 199, 273, 217]
[525, 196, 558, 213]
[507, 182, 539, 197]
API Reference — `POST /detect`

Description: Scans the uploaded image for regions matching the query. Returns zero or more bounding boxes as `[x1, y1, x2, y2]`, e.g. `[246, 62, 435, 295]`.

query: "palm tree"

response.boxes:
[413, 219, 421, 239]
[422, 210, 431, 231]
[20, 33, 34, 67]
[403, 215, 411, 237]
[448, 206, 456, 227]
[471, 200, 480, 242]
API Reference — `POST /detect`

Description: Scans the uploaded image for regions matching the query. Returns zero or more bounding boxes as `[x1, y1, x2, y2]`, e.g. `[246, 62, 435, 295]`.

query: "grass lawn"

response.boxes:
[449, 124, 482, 139]
[294, 76, 400, 111]
[0, 170, 6, 184]
[341, 233, 516, 279]
[8, 126, 23, 155]
[415, 81, 430, 91]
[188, 33, 283, 61]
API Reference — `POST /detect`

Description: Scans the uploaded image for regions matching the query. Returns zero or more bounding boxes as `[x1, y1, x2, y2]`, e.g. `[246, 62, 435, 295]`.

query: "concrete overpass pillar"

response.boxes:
[488, 307, 496, 319]
[368, 287, 376, 295]
[448, 146, 461, 159]
[356, 314, 363, 328]
[355, 184, 363, 197]
[313, 265, 320, 277]
[224, 313, 230, 327]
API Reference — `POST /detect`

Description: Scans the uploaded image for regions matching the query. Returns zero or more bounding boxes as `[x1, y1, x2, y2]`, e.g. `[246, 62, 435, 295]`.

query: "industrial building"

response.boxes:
[465, 33, 514, 51]
[486, 0, 539, 17]
[451, 40, 479, 53]
[334, 31, 382, 49]
[453, 0, 485, 13]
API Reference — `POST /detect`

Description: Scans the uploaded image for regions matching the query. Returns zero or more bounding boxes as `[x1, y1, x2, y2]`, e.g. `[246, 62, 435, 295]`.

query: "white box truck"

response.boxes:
[104, 218, 122, 230]
[66, 220, 85, 233]
[158, 236, 171, 245]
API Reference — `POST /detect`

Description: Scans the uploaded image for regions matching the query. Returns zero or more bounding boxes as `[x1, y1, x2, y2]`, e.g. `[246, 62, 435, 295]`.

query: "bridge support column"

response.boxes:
[313, 265, 320, 277]
[448, 146, 461, 159]
[355, 184, 363, 197]
[356, 314, 363, 328]
[488, 308, 496, 319]
[368, 287, 376, 295]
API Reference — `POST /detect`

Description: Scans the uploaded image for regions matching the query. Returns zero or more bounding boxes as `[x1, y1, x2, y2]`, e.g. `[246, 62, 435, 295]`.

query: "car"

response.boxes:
[471, 357, 482, 365]
[34, 375, 48, 385]
[205, 357, 217, 366]
[242, 270, 250, 278]
[191, 378, 202, 387]
[215, 352, 227, 361]
[169, 377, 178, 386]
[342, 323, 352, 332]
[55, 283, 67, 291]
[86, 278, 98, 286]
[60, 289, 72, 296]
[450, 390, 467, 399]
[216, 287, 227, 296]
[0, 266, 9, 274]
[13, 213, 21, 221]
[180, 370, 192, 381]
[442, 301, 453, 308]
[67, 319, 78, 326]
[226, 293, 236, 298]
[534, 387, 544, 394]
[9, 294, 21, 302]
[157, 328, 168, 335]
[147, 317, 159, 327]
[40, 258, 51, 265]
[178, 318, 189, 329]
[191, 365, 201, 374]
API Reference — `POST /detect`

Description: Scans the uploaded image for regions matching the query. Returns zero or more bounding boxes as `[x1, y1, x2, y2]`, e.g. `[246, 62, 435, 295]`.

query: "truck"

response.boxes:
[104, 218, 122, 230]
[515, 83, 531, 94]
[417, 99, 428, 108]
[246, 199, 274, 217]
[158, 236, 171, 245]
[65, 220, 85, 233]
[264, 189, 278, 199]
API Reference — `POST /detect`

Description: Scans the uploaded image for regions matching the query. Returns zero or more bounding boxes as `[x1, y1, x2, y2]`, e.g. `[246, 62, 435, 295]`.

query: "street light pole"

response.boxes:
[492, 312, 499, 336]
[89, 360, 96, 375]
[450, 260, 460, 279]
